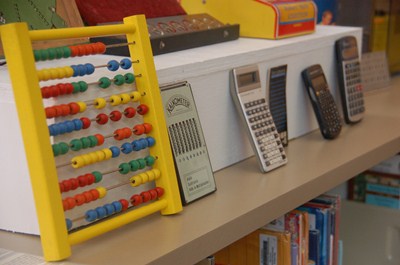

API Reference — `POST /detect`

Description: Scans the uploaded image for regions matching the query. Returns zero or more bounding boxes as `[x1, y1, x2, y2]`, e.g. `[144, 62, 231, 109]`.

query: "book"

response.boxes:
[308, 229, 320, 265]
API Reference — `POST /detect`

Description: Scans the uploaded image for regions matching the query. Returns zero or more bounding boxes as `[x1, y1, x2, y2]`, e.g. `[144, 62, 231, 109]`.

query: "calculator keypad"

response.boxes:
[317, 90, 342, 137]
[344, 60, 365, 119]
[244, 98, 286, 170]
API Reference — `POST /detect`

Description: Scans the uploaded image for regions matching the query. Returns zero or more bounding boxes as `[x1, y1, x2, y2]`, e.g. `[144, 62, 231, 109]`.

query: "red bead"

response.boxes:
[133, 124, 145, 135]
[50, 85, 60, 97]
[84, 44, 94, 55]
[95, 42, 106, 54]
[62, 200, 69, 211]
[137, 104, 149, 115]
[78, 175, 88, 187]
[45, 107, 56, 118]
[109, 110, 122, 121]
[140, 191, 151, 203]
[59, 182, 64, 193]
[61, 179, 72, 192]
[65, 83, 74, 94]
[60, 104, 71, 116]
[66, 197, 76, 210]
[77, 45, 86, 56]
[86, 173, 95, 185]
[80, 117, 91, 129]
[70, 178, 79, 190]
[149, 189, 158, 200]
[113, 128, 125, 140]
[90, 189, 100, 200]
[155, 187, 165, 197]
[69, 102, 80, 115]
[143, 123, 152, 133]
[96, 113, 109, 125]
[57, 84, 67, 95]
[130, 194, 143, 206]
[94, 134, 105, 145]
[74, 194, 86, 206]
[119, 199, 129, 211]
[123, 107, 136, 118]
[69, 45, 79, 57]
[83, 191, 94, 202]
[41, 86, 52, 98]
[123, 127, 132, 138]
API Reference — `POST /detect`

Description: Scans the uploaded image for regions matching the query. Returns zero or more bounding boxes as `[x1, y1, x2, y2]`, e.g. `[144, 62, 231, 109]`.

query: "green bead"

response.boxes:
[137, 158, 146, 169]
[129, 160, 140, 171]
[124, 73, 135, 84]
[52, 144, 61, 156]
[33, 50, 41, 61]
[62, 47, 71, 58]
[113, 74, 125, 86]
[55, 47, 64, 59]
[88, 135, 98, 147]
[47, 48, 56, 60]
[119, 163, 131, 174]
[99, 77, 111, 89]
[92, 171, 103, 183]
[70, 139, 82, 151]
[145, 155, 156, 166]
[71, 82, 80, 93]
[40, 50, 49, 61]
[78, 81, 88, 92]
[81, 137, 91, 148]
[59, 142, 70, 155]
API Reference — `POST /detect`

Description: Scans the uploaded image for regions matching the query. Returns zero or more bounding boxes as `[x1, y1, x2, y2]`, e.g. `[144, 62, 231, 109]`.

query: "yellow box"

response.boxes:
[181, 0, 317, 39]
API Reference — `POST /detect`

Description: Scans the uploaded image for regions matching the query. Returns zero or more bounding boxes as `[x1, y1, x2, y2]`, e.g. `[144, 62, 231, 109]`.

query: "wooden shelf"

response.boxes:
[1, 78, 399, 264]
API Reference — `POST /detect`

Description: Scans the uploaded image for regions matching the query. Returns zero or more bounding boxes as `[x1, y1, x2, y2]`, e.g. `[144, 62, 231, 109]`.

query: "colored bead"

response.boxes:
[141, 191, 151, 202]
[120, 58, 132, 69]
[113, 129, 125, 141]
[75, 194, 86, 206]
[145, 155, 156, 166]
[57, 123, 67, 134]
[110, 146, 120, 158]
[63, 121, 75, 133]
[112, 201, 122, 212]
[52, 144, 61, 156]
[66, 218, 73, 230]
[45, 107, 57, 118]
[72, 119, 83, 131]
[41, 86, 52, 98]
[95, 207, 107, 219]
[70, 139, 82, 151]
[153, 169, 161, 179]
[130, 194, 142, 206]
[132, 140, 144, 151]
[124, 107, 136, 118]
[120, 93, 131, 104]
[94, 97, 107, 109]
[137, 104, 149, 115]
[133, 124, 145, 135]
[119, 199, 129, 211]
[94, 134, 105, 145]
[71, 156, 85, 168]
[59, 182, 64, 193]
[78, 81, 88, 92]
[96, 113, 109, 125]
[85, 209, 98, 222]
[60, 104, 71, 116]
[96, 186, 107, 198]
[109, 110, 122, 121]
[95, 42, 106, 53]
[130, 91, 141, 102]
[88, 135, 98, 147]
[62, 47, 71, 58]
[83, 191, 94, 202]
[90, 189, 100, 200]
[110, 95, 122, 106]
[68, 102, 80, 115]
[124, 73, 135, 84]
[137, 158, 146, 169]
[78, 175, 88, 187]
[147, 170, 155, 181]
[80, 117, 91, 129]
[59, 142, 70, 155]
[81, 137, 91, 148]
[99, 77, 111, 88]
[104, 203, 115, 215]
[129, 160, 140, 171]
[86, 173, 96, 185]
[92, 171, 103, 183]
[155, 187, 164, 197]
[71, 82, 80, 93]
[119, 163, 131, 174]
[70, 178, 79, 190]
[123, 127, 132, 138]
[146, 137, 156, 147]
[102, 148, 113, 160]
[62, 200, 69, 211]
[85, 63, 95, 75]
[139, 172, 149, 183]
[121, 142, 133, 154]
[149, 189, 158, 200]
[33, 50, 41, 61]
[77, 101, 87, 112]
[61, 179, 72, 192]
[64, 66, 74, 78]
[65, 197, 76, 210]
[69, 46, 79, 57]
[143, 123, 152, 133]
[113, 74, 125, 86]
[107, 60, 119, 71]
[130, 175, 141, 187]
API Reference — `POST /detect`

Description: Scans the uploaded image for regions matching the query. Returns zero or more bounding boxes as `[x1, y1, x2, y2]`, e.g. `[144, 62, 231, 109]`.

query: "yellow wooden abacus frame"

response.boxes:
[0, 15, 182, 261]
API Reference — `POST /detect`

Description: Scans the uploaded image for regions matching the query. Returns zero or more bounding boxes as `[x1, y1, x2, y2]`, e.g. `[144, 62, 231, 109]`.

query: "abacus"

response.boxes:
[0, 15, 182, 261]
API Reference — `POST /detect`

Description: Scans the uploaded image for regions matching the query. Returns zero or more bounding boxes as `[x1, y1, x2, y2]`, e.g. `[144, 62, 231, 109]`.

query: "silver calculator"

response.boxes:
[230, 64, 287, 173]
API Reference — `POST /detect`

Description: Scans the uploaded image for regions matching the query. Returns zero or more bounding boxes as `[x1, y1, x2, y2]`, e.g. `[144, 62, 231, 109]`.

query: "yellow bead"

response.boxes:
[71, 156, 85, 169]
[96, 150, 106, 161]
[89, 152, 100, 163]
[96, 186, 107, 198]
[64, 66, 74, 78]
[94, 97, 107, 109]
[109, 95, 122, 106]
[129, 175, 142, 187]
[50, 68, 60, 80]
[146, 170, 155, 181]
[102, 148, 113, 160]
[120, 93, 131, 104]
[76, 101, 87, 112]
[82, 154, 93, 166]
[153, 169, 161, 179]
[130, 91, 141, 102]
[140, 172, 149, 183]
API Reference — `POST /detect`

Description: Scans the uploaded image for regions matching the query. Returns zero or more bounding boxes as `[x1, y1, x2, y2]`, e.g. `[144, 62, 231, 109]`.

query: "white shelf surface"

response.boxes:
[0, 77, 399, 264]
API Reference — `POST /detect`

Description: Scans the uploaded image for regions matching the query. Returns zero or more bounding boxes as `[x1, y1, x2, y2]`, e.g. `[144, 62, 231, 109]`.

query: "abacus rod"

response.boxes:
[29, 24, 135, 41]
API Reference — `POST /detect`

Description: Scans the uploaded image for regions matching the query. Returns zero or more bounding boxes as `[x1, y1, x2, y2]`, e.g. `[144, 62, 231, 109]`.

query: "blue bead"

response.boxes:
[71, 65, 79, 77]
[112, 201, 122, 213]
[104, 204, 115, 215]
[96, 206, 107, 219]
[110, 146, 120, 157]
[49, 125, 58, 136]
[58, 123, 67, 135]
[72, 119, 83, 131]
[121, 142, 133, 154]
[66, 218, 73, 230]
[77, 64, 86, 76]
[131, 140, 143, 151]
[120, 58, 132, 69]
[139, 138, 148, 148]
[85, 209, 98, 222]
[146, 137, 156, 147]
[64, 121, 75, 133]
[85, 63, 95, 75]
[107, 60, 119, 71]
